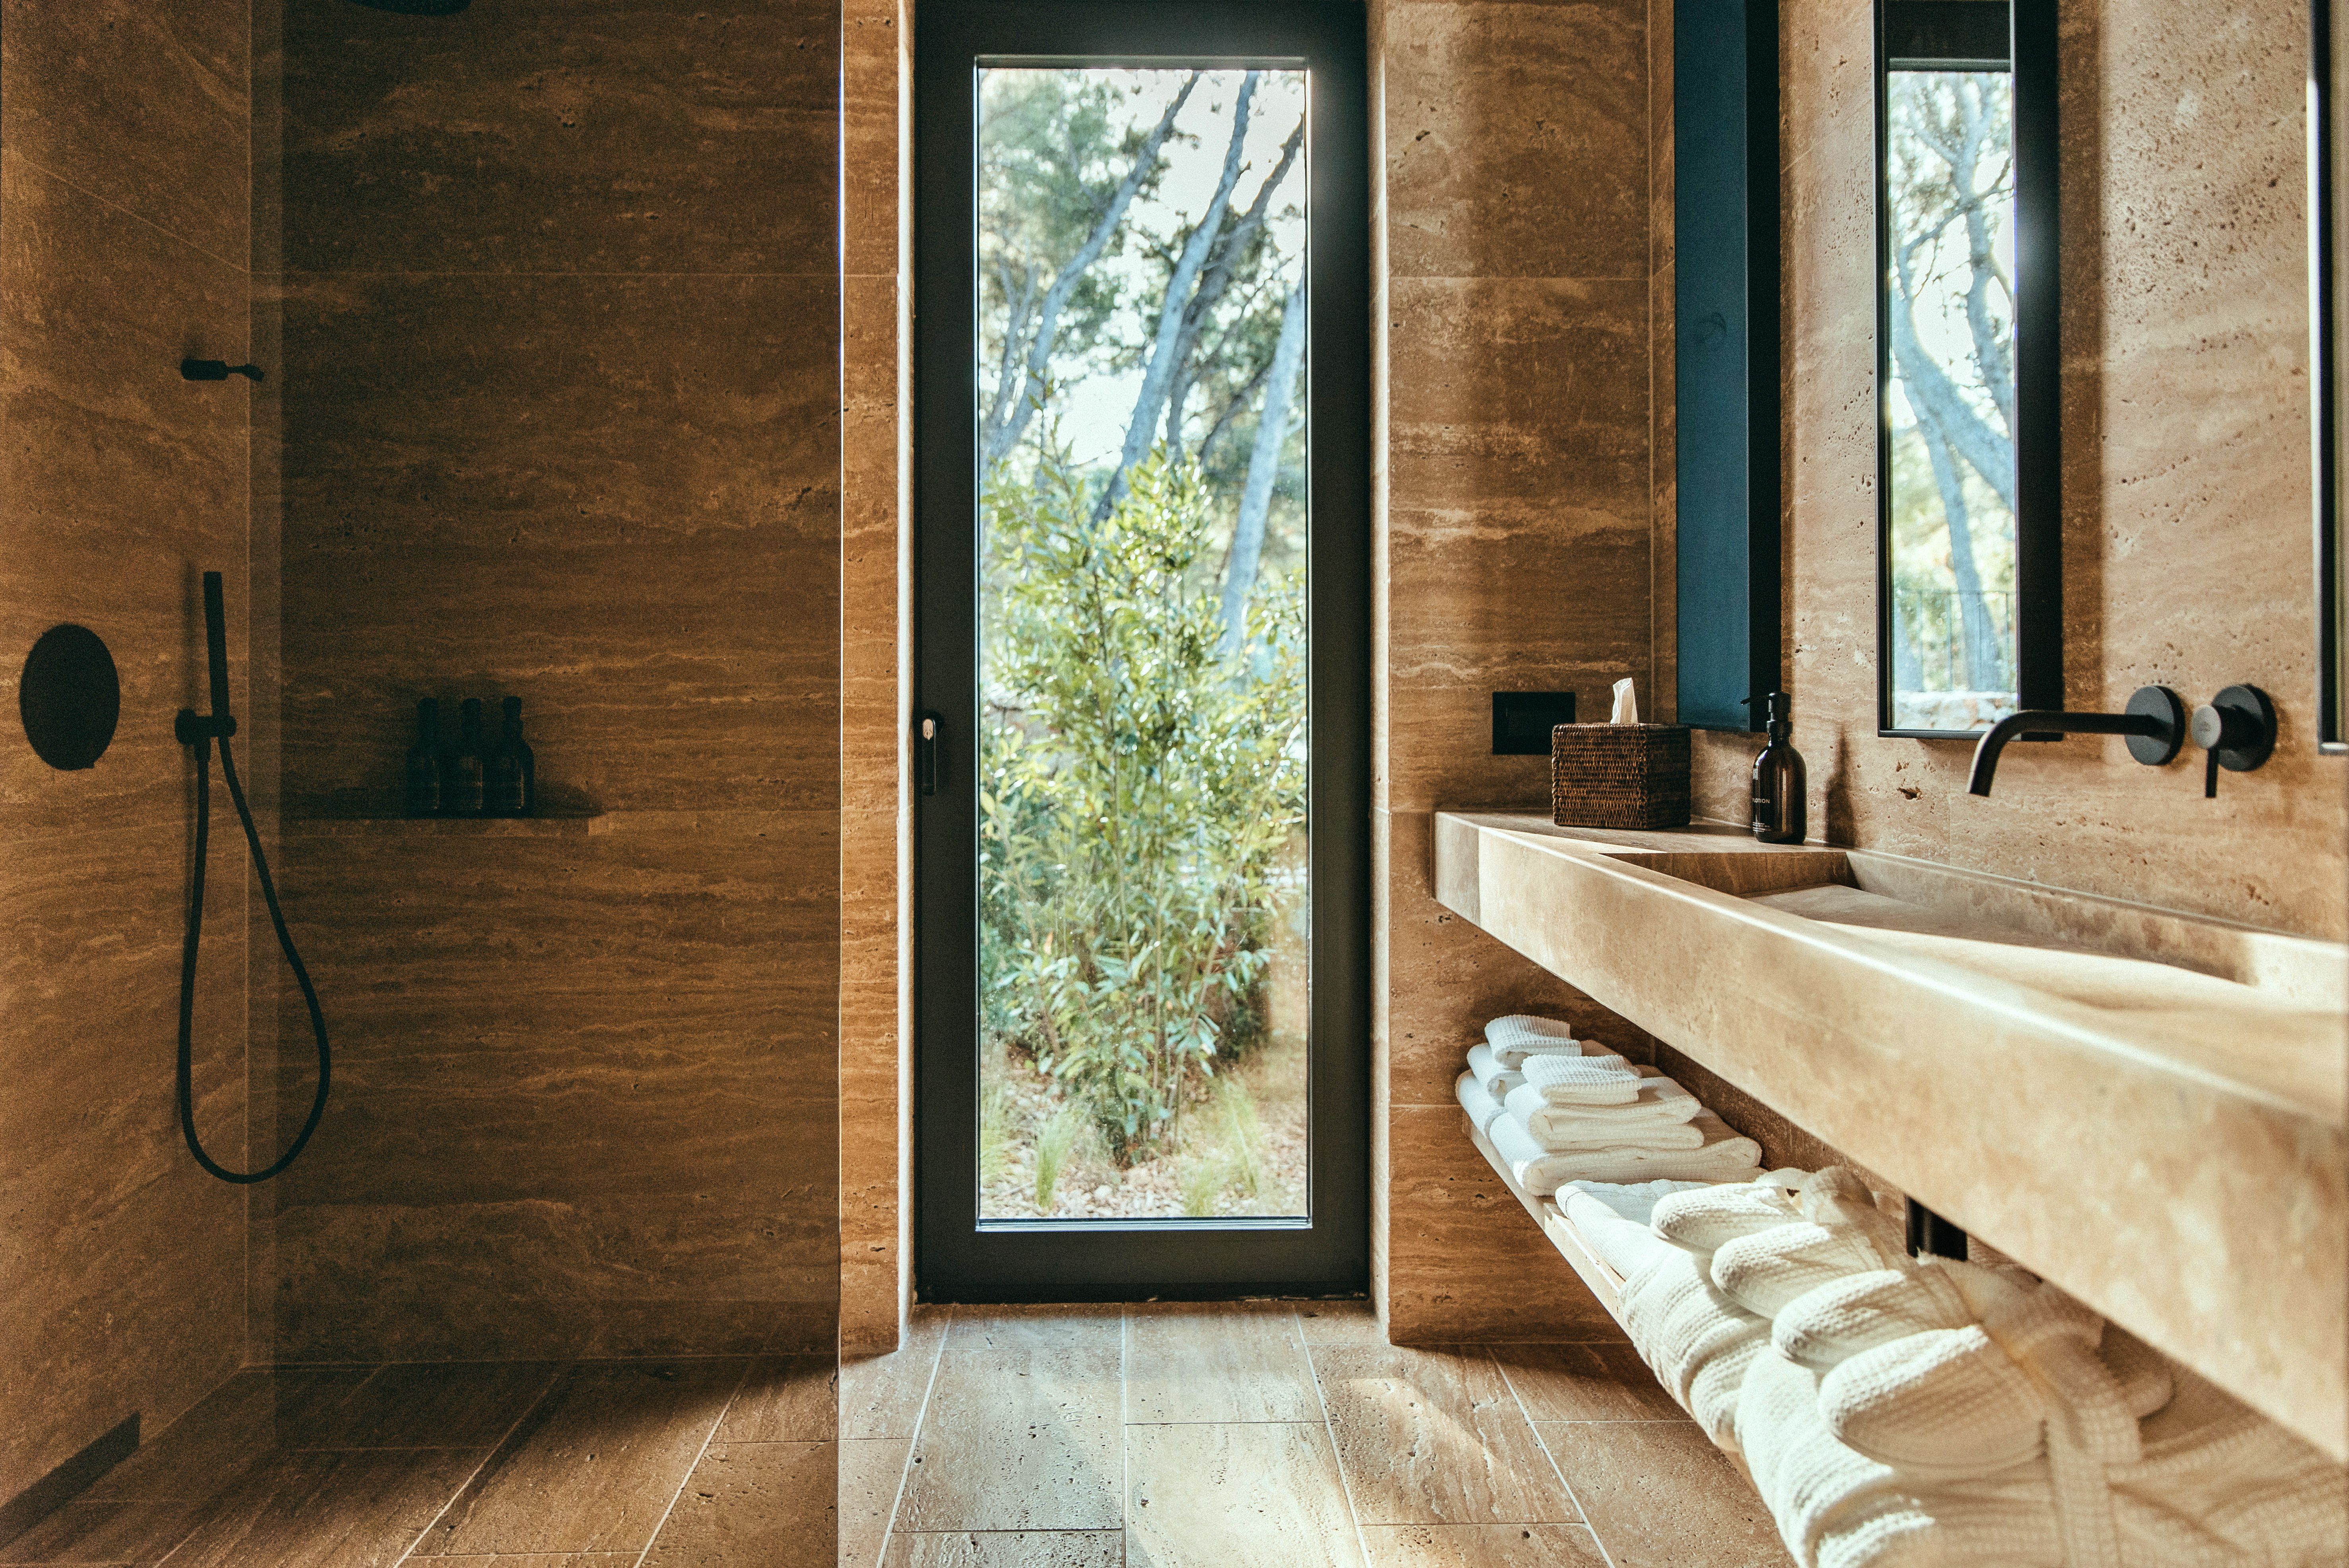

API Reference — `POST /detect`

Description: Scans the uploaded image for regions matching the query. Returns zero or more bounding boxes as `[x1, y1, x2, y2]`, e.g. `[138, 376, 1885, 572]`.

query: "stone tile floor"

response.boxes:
[0, 1301, 1790, 1567]
[0, 1353, 838, 1567]
[844, 1301, 1790, 1568]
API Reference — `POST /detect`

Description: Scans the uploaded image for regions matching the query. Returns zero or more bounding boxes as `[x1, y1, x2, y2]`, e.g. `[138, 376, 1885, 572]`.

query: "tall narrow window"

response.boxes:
[916, 3, 1368, 1299]
[1880, 2, 2019, 735]
[976, 68, 1311, 1221]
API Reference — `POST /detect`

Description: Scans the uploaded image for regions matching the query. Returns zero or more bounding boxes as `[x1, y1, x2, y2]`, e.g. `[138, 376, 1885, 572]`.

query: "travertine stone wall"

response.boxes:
[0, 0, 257, 1503]
[1370, 0, 1669, 1340]
[265, 0, 843, 1362]
[1687, 0, 2349, 937]
[840, 0, 910, 1357]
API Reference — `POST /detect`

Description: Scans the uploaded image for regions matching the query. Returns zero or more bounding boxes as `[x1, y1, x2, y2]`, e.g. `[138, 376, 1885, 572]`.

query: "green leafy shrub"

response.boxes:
[981, 450, 1307, 1164]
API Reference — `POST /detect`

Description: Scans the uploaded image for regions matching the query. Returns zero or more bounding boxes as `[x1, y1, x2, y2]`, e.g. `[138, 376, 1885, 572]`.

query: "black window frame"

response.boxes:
[912, 0, 1371, 1302]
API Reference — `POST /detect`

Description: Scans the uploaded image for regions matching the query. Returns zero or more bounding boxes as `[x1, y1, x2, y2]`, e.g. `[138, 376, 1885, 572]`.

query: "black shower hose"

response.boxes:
[176, 572, 330, 1183]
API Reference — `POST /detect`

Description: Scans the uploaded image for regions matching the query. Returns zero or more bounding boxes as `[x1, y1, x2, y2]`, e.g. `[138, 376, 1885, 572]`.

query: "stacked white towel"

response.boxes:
[1507, 1076, 1706, 1147]
[1453, 1069, 1508, 1134]
[1561, 1177, 1721, 1228]
[1464, 1042, 1528, 1101]
[1482, 1013, 1584, 1068]
[1464, 1012, 1764, 1191]
[1490, 1106, 1765, 1189]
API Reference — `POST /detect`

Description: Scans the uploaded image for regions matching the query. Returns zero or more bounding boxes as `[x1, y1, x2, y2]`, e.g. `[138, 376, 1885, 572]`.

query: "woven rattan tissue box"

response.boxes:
[1551, 723, 1691, 829]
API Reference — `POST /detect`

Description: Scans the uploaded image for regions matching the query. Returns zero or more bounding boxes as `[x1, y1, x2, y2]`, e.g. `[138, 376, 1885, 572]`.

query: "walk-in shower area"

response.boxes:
[3, 0, 842, 1558]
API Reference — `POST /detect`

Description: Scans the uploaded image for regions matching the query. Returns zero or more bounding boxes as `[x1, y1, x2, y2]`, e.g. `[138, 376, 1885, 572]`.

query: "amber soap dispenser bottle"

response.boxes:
[1749, 690, 1806, 844]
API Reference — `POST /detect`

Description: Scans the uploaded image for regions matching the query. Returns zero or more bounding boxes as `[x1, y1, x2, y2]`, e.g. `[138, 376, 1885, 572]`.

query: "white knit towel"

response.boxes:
[1516, 1051, 1646, 1105]
[1504, 1080, 1705, 1149]
[1493, 1107, 1764, 1192]
[1464, 1042, 1527, 1100]
[1562, 1189, 1673, 1279]
[1711, 1219, 1908, 1320]
[1482, 1013, 1581, 1068]
[1770, 1264, 1978, 1371]
[1652, 1180, 1806, 1258]
[1818, 1324, 2048, 1480]
[1620, 1244, 1771, 1444]
[1560, 1177, 1721, 1228]
[1455, 1070, 1508, 1134]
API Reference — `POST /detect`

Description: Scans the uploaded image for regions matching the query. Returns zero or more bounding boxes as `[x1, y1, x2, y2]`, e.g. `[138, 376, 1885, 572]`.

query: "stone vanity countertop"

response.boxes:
[1433, 811, 2349, 1463]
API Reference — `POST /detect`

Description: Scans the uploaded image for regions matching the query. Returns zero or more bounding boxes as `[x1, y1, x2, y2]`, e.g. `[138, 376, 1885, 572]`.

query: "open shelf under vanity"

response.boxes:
[1433, 810, 2349, 1463]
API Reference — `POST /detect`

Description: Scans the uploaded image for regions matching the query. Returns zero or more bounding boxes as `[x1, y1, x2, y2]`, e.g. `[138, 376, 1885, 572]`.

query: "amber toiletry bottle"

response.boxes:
[449, 698, 487, 817]
[405, 698, 443, 818]
[1749, 690, 1806, 844]
[487, 696, 534, 817]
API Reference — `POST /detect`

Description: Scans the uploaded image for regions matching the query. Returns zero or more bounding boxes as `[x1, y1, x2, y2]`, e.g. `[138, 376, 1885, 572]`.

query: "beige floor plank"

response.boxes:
[1294, 1301, 1385, 1345]
[839, 1437, 915, 1568]
[1123, 1304, 1318, 1423]
[1123, 1423, 1363, 1568]
[140, 1448, 489, 1568]
[941, 1305, 1122, 1354]
[1491, 1343, 1685, 1423]
[882, 1530, 1125, 1566]
[285, 1361, 563, 1450]
[842, 1306, 952, 1441]
[1537, 1422, 1792, 1568]
[80, 1368, 376, 1499]
[894, 1349, 1122, 1533]
[717, 1354, 840, 1442]
[1358, 1523, 1608, 1566]
[0, 1496, 204, 1566]
[1311, 1346, 1580, 1527]
[424, 1558, 638, 1566]
[638, 1440, 836, 1568]
[411, 1359, 746, 1556]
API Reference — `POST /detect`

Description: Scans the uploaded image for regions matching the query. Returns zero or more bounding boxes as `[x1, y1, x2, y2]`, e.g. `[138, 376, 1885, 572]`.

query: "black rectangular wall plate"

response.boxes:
[1675, 0, 1782, 733]
[1492, 691, 1577, 754]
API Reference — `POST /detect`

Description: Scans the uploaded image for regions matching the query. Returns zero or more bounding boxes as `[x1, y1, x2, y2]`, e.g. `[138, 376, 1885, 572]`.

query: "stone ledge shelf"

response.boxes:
[1433, 811, 2349, 1461]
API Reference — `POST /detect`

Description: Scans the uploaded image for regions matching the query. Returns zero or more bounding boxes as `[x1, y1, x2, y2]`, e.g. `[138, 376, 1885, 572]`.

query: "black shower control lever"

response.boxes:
[2190, 684, 2276, 798]
[1966, 685, 2186, 797]
[181, 358, 265, 382]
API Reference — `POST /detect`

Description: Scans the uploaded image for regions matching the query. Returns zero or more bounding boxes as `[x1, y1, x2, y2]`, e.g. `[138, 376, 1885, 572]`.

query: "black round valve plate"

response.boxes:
[19, 624, 121, 770]
[2122, 685, 2186, 766]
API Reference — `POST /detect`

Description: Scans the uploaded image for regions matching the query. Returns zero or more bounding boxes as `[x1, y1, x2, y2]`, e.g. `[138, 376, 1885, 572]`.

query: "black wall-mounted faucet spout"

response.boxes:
[181, 358, 264, 383]
[1966, 686, 2186, 797]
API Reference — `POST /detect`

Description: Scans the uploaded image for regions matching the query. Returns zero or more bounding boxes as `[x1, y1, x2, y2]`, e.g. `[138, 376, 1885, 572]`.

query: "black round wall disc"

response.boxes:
[20, 624, 121, 770]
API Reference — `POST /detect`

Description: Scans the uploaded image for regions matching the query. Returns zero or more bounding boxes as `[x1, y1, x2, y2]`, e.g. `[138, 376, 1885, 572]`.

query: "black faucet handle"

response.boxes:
[2190, 684, 2276, 798]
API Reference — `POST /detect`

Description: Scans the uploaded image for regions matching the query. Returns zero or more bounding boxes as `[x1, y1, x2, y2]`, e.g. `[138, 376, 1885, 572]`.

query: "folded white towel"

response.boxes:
[1464, 1042, 1527, 1101]
[1517, 1051, 1646, 1105]
[1562, 1189, 1673, 1279]
[1505, 1077, 1702, 1146]
[1482, 1014, 1583, 1068]
[1560, 1177, 1721, 1228]
[1711, 1219, 1909, 1320]
[1770, 1264, 1979, 1371]
[1620, 1244, 1771, 1444]
[1454, 1069, 1507, 1134]
[1653, 1180, 1807, 1258]
[1492, 1108, 1763, 1192]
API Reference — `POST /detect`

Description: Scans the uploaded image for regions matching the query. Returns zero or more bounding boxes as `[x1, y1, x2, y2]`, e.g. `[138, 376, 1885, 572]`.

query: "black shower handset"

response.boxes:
[175, 572, 332, 1184]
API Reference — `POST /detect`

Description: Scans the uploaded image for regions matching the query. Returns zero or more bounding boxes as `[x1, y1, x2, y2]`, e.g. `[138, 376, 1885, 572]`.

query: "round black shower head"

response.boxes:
[345, 0, 470, 14]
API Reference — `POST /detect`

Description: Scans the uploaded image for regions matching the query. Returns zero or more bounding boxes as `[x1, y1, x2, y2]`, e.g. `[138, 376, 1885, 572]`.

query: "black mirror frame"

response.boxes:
[1874, 0, 2063, 739]
[2312, 0, 2349, 752]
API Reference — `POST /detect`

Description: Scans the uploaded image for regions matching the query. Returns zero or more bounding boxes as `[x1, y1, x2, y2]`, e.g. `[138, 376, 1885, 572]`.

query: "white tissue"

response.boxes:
[1611, 677, 1639, 725]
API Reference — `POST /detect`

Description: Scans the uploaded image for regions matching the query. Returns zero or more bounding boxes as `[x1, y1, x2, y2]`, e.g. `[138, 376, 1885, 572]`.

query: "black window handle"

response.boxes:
[916, 711, 943, 797]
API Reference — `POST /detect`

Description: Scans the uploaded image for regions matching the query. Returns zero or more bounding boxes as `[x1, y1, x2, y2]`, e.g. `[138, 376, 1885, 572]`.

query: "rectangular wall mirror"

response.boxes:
[1876, 0, 2060, 737]
[2314, 0, 2348, 750]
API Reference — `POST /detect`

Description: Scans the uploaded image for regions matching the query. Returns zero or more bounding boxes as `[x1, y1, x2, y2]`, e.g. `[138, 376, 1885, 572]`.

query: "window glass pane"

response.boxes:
[975, 67, 1311, 1220]
[1885, 68, 2017, 733]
